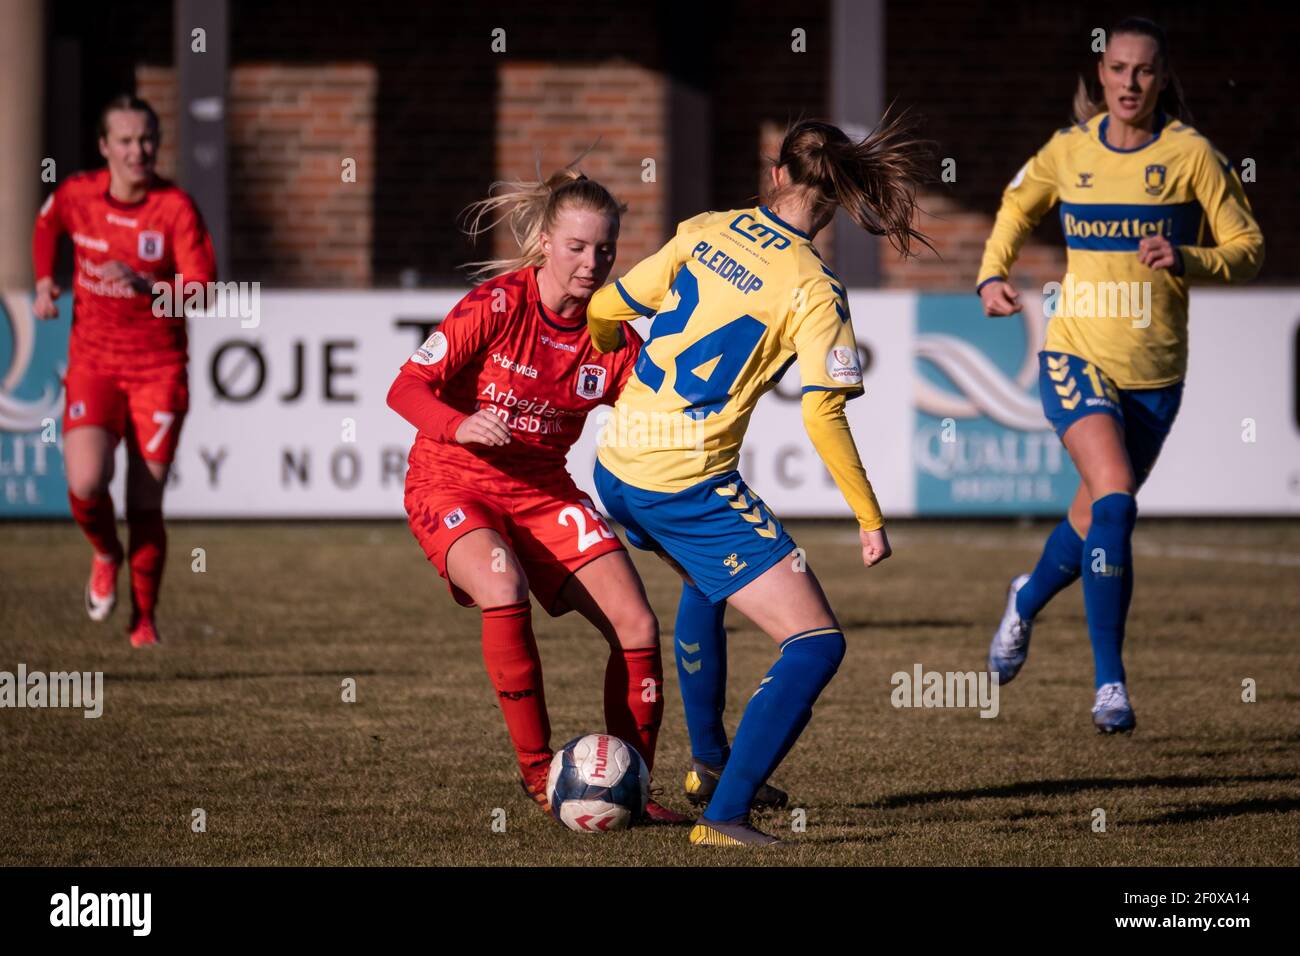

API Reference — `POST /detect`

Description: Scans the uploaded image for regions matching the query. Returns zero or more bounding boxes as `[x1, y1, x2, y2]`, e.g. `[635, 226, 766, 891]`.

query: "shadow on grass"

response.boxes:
[860, 772, 1300, 809]
[1135, 796, 1300, 826]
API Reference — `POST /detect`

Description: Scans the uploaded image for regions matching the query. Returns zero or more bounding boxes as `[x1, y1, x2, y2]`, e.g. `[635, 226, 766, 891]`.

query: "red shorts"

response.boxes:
[404, 473, 625, 616]
[63, 363, 189, 464]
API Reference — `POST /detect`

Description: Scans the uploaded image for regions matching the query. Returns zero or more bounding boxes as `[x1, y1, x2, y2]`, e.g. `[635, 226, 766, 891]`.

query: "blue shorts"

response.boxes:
[594, 461, 797, 604]
[1039, 351, 1184, 485]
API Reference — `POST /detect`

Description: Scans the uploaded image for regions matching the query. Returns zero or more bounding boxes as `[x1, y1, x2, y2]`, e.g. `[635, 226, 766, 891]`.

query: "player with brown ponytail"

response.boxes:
[586, 113, 933, 846]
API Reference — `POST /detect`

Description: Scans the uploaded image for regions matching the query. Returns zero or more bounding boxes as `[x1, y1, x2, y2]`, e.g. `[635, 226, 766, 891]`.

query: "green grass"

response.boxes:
[1, 519, 1297, 866]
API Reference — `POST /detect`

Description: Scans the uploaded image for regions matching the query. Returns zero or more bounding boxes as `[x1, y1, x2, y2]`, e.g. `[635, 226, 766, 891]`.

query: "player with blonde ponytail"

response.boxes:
[387, 163, 689, 824]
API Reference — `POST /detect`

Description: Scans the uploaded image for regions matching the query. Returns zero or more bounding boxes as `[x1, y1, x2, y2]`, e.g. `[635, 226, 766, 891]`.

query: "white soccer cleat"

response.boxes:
[85, 553, 121, 622]
[988, 573, 1033, 684]
[1092, 682, 1136, 734]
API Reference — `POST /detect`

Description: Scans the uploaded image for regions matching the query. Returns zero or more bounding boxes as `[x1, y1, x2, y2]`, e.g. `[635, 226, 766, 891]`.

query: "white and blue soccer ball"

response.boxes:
[546, 733, 649, 832]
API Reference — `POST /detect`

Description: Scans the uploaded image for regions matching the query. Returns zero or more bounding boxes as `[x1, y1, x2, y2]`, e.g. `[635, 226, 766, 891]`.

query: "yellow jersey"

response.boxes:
[978, 111, 1263, 388]
[589, 205, 864, 494]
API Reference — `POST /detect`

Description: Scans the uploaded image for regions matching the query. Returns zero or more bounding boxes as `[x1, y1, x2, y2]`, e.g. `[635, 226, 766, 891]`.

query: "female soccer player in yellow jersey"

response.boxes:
[587, 116, 932, 846]
[980, 17, 1263, 733]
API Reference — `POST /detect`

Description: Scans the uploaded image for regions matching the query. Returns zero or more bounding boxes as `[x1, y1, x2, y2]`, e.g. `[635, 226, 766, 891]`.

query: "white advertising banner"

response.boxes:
[3, 288, 1296, 518]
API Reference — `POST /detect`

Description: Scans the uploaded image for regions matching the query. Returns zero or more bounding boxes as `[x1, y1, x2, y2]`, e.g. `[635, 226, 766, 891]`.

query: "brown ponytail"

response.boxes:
[1072, 16, 1191, 126]
[766, 110, 935, 258]
[460, 161, 625, 282]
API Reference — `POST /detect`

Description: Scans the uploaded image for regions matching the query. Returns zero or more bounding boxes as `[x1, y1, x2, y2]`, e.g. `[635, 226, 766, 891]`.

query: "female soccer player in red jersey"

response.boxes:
[387, 168, 688, 824]
[32, 95, 216, 649]
[980, 18, 1263, 732]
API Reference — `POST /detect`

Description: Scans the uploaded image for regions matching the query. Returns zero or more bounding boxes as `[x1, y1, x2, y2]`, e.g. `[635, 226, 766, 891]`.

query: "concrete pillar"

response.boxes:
[830, 0, 884, 286]
[0, 0, 46, 291]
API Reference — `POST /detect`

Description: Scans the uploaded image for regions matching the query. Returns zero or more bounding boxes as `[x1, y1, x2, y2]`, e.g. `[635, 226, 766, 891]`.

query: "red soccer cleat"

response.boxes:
[129, 616, 161, 648]
[519, 758, 553, 815]
[643, 798, 692, 825]
[85, 553, 120, 622]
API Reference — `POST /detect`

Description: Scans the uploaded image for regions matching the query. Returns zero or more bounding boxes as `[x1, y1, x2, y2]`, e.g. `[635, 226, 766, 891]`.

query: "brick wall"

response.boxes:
[495, 62, 667, 275]
[56, 0, 1298, 289]
[136, 63, 376, 286]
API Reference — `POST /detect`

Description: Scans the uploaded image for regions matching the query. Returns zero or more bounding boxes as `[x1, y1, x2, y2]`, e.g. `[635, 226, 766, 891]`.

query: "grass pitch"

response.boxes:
[1, 519, 1297, 866]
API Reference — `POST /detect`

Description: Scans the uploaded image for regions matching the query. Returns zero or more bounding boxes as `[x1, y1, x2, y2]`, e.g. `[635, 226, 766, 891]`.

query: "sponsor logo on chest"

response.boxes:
[491, 351, 538, 379]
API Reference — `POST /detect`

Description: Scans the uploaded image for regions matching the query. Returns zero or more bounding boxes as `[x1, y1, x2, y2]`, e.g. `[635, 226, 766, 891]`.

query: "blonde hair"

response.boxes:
[762, 109, 935, 258]
[1071, 16, 1191, 126]
[460, 162, 625, 282]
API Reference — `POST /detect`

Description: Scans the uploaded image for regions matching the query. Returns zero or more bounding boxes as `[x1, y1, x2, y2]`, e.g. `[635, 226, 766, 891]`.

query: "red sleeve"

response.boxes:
[387, 372, 467, 442]
[171, 195, 216, 284]
[606, 323, 644, 404]
[32, 187, 65, 282]
[387, 291, 494, 441]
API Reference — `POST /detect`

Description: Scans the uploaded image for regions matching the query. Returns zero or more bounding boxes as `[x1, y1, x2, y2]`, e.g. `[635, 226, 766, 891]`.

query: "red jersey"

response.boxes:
[397, 267, 642, 492]
[32, 169, 216, 373]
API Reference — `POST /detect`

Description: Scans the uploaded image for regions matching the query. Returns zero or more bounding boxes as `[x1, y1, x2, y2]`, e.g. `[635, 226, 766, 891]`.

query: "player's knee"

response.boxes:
[1090, 492, 1137, 533]
[784, 629, 847, 671]
[614, 605, 659, 650]
[66, 470, 110, 500]
[475, 569, 529, 607]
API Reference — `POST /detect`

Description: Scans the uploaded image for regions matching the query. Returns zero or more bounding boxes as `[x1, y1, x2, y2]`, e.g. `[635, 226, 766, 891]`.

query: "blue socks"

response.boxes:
[1016, 518, 1084, 620]
[1081, 492, 1137, 687]
[703, 628, 845, 823]
[674, 582, 730, 766]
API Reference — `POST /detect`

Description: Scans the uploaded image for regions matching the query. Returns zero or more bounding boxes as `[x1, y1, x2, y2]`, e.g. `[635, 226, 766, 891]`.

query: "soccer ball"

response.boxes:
[546, 733, 649, 832]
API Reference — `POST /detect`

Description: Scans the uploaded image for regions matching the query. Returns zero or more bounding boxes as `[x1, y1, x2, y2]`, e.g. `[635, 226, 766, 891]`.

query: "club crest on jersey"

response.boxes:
[443, 507, 466, 529]
[411, 331, 448, 366]
[138, 230, 164, 262]
[826, 346, 862, 385]
[1144, 164, 1167, 196]
[576, 364, 607, 400]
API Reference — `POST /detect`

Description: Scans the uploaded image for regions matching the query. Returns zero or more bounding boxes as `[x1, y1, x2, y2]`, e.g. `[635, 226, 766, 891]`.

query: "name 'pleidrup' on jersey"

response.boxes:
[591, 205, 863, 493]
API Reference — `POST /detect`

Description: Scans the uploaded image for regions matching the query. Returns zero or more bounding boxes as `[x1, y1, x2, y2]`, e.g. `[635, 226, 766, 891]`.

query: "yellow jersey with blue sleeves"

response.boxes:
[588, 205, 865, 494]
[978, 111, 1263, 389]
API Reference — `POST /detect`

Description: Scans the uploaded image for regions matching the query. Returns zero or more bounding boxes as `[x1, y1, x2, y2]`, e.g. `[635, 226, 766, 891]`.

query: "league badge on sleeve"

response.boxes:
[412, 331, 448, 366]
[576, 364, 607, 400]
[826, 346, 862, 385]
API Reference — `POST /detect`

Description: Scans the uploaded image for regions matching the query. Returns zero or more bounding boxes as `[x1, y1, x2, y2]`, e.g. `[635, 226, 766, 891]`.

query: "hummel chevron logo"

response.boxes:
[715, 484, 737, 497]
[678, 640, 701, 653]
[681, 658, 702, 674]
[755, 520, 777, 539]
[741, 507, 763, 524]
[729, 495, 749, 509]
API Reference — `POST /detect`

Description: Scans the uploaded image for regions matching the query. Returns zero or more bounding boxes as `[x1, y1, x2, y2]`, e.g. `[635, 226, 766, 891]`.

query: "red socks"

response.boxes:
[68, 491, 122, 561]
[480, 601, 552, 778]
[127, 507, 166, 621]
[480, 603, 665, 780]
[604, 645, 665, 772]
